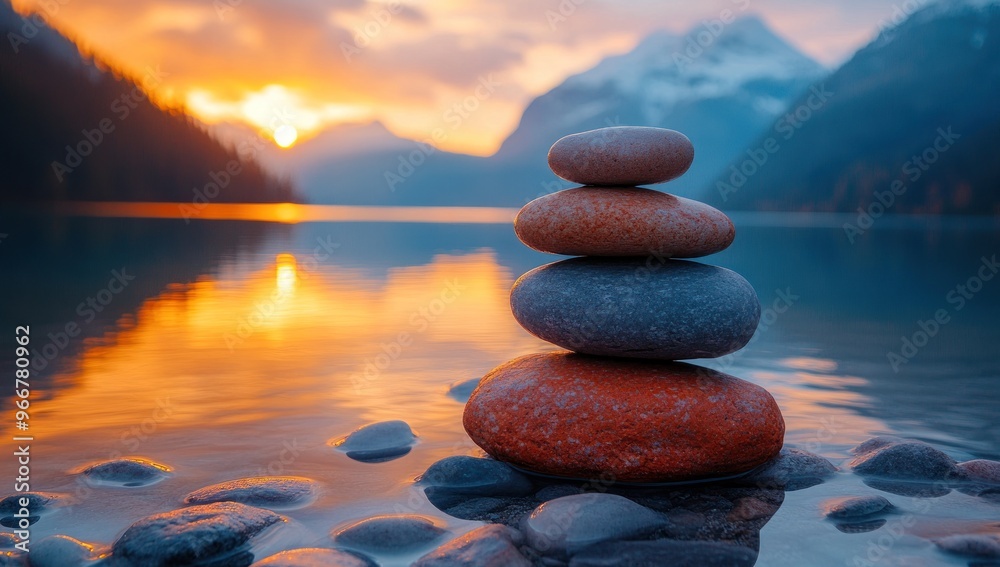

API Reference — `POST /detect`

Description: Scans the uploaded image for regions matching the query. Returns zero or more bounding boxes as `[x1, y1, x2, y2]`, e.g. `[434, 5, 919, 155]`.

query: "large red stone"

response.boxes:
[463, 353, 784, 483]
[514, 187, 734, 257]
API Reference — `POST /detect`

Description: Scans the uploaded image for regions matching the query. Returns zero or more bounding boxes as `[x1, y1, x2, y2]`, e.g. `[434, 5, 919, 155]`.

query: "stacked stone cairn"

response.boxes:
[463, 126, 785, 483]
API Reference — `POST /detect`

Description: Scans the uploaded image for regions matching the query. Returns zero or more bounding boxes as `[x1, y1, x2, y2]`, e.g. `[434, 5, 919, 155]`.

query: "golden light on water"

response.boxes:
[276, 253, 298, 295]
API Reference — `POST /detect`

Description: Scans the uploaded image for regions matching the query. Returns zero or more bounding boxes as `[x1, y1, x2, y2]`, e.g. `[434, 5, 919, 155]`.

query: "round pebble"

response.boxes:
[738, 448, 837, 491]
[524, 493, 666, 558]
[510, 257, 760, 360]
[822, 495, 893, 519]
[547, 127, 694, 186]
[849, 438, 958, 481]
[112, 502, 283, 567]
[184, 476, 318, 510]
[334, 515, 447, 553]
[77, 457, 170, 487]
[413, 524, 530, 567]
[251, 548, 377, 567]
[464, 353, 784, 483]
[515, 187, 734, 258]
[331, 420, 417, 463]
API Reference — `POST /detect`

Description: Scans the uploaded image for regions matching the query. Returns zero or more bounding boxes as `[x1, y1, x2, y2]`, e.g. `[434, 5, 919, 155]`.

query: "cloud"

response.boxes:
[12, 0, 908, 154]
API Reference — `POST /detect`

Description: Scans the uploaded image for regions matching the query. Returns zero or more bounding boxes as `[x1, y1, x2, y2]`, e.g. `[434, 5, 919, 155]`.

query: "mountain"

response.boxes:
[0, 0, 296, 203]
[701, 0, 1000, 214]
[289, 16, 826, 206]
[494, 16, 825, 198]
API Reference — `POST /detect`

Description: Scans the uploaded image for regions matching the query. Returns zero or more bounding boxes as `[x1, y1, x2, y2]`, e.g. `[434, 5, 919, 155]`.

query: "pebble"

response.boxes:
[958, 460, 1000, 484]
[78, 457, 171, 487]
[510, 257, 759, 360]
[333, 515, 447, 553]
[251, 548, 377, 567]
[184, 476, 318, 510]
[849, 438, 959, 481]
[420, 456, 534, 509]
[24, 535, 98, 567]
[464, 353, 784, 483]
[523, 493, 667, 558]
[331, 420, 417, 463]
[547, 127, 694, 186]
[514, 187, 734, 258]
[935, 534, 1000, 558]
[413, 524, 531, 567]
[822, 495, 893, 519]
[111, 502, 283, 567]
[447, 378, 481, 403]
[568, 539, 757, 567]
[0, 492, 64, 515]
[737, 448, 838, 491]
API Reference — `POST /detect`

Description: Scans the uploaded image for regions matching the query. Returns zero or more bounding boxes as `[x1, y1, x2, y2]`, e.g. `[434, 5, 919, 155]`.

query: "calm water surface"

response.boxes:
[1, 208, 998, 566]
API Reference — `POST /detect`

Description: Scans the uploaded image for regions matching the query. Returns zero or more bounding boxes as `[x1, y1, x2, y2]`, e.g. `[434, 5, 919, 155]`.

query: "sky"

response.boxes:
[12, 0, 923, 155]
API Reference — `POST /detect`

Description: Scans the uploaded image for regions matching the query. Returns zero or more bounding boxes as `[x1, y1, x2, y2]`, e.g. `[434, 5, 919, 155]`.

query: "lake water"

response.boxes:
[1, 206, 998, 566]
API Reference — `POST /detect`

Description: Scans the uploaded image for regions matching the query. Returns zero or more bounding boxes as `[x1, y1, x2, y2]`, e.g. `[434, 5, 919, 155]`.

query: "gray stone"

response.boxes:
[849, 438, 959, 481]
[569, 539, 757, 567]
[79, 458, 170, 487]
[25, 535, 97, 567]
[510, 258, 759, 360]
[834, 519, 887, 534]
[738, 448, 837, 491]
[822, 495, 893, 519]
[420, 456, 534, 509]
[413, 524, 530, 567]
[0, 492, 64, 515]
[935, 534, 1000, 558]
[250, 548, 377, 567]
[332, 420, 417, 463]
[111, 502, 283, 567]
[334, 515, 447, 553]
[959, 460, 1000, 484]
[523, 493, 667, 558]
[0, 552, 26, 567]
[0, 533, 17, 549]
[547, 127, 694, 186]
[447, 378, 481, 403]
[184, 476, 318, 510]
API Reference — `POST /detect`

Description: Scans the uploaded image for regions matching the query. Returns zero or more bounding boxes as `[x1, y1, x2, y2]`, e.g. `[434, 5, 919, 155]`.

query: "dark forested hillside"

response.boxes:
[0, 1, 297, 203]
[701, 1, 1000, 215]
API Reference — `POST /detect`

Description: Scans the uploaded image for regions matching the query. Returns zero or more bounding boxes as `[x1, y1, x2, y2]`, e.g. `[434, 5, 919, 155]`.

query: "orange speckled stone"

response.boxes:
[463, 353, 784, 483]
[548, 127, 694, 186]
[514, 187, 735, 258]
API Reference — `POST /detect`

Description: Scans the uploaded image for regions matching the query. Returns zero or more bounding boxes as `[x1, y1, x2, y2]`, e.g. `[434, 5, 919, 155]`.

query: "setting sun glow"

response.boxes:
[273, 125, 298, 148]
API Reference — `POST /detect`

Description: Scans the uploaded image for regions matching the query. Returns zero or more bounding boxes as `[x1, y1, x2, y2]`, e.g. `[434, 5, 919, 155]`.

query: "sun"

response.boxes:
[273, 125, 298, 148]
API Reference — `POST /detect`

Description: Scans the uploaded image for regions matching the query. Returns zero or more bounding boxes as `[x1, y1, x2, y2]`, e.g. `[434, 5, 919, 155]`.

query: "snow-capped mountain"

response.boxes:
[290, 15, 826, 206]
[492, 15, 826, 200]
[701, 0, 1000, 214]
